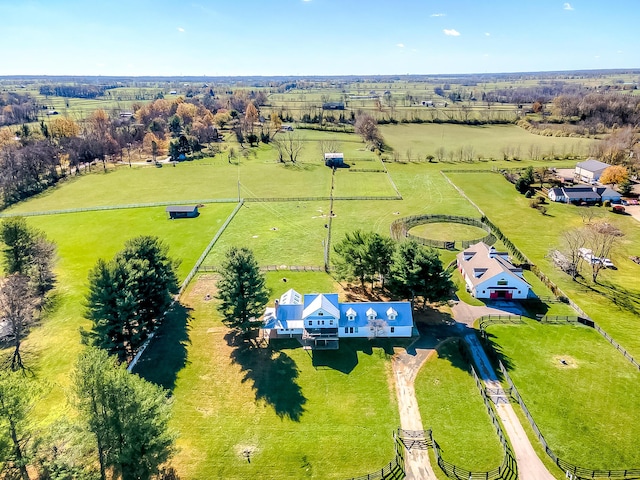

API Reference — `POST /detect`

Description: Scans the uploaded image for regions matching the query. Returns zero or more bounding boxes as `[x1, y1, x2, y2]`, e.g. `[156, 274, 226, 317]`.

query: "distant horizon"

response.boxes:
[2, 0, 639, 77]
[1, 67, 639, 82]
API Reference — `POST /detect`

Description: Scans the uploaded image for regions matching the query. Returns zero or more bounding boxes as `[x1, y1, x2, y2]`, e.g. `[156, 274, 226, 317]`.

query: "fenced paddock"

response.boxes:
[477, 316, 640, 478]
[390, 214, 495, 250]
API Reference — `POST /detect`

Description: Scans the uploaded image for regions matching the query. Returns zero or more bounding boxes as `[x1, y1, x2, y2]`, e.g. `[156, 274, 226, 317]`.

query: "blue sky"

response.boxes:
[0, 0, 638, 76]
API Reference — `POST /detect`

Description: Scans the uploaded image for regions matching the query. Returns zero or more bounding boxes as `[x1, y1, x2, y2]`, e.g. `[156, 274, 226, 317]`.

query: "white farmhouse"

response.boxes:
[262, 289, 414, 350]
[456, 242, 531, 300]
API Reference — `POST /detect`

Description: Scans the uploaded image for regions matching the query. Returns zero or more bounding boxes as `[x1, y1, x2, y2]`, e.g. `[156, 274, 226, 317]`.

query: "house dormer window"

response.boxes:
[386, 307, 398, 321]
[366, 307, 377, 322]
[318, 311, 323, 316]
[346, 307, 356, 322]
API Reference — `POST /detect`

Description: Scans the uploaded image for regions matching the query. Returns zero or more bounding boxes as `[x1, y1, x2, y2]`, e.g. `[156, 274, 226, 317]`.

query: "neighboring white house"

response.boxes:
[575, 159, 610, 183]
[262, 289, 414, 349]
[548, 186, 621, 204]
[456, 243, 532, 300]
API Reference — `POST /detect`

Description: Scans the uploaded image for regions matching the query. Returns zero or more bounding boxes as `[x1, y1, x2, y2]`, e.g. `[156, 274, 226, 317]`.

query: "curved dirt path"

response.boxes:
[392, 336, 440, 479]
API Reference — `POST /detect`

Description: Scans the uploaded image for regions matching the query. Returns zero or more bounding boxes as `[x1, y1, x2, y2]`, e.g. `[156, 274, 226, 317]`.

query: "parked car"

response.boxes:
[602, 258, 616, 269]
[612, 205, 626, 214]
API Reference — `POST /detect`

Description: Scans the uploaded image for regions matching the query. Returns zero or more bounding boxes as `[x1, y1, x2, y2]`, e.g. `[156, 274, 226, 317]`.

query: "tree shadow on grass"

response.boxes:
[477, 330, 515, 382]
[226, 332, 306, 422]
[578, 279, 640, 316]
[133, 303, 192, 391]
[312, 338, 397, 374]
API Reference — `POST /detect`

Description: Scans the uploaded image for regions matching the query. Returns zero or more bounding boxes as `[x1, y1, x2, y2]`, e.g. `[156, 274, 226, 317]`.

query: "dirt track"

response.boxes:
[390, 301, 556, 479]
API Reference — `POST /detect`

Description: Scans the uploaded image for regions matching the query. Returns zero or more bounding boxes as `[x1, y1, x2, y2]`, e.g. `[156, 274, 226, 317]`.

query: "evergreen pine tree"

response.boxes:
[216, 247, 269, 335]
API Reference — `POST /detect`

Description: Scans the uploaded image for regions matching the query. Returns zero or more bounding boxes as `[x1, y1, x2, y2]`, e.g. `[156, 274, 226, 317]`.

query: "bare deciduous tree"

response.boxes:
[272, 132, 303, 163]
[0, 274, 36, 370]
[354, 113, 383, 150]
[367, 318, 388, 340]
[585, 221, 623, 283]
[561, 228, 587, 280]
[318, 139, 340, 158]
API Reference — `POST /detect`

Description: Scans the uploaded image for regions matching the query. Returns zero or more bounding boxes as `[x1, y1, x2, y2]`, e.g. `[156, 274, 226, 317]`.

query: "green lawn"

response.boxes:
[446, 171, 640, 359]
[409, 222, 488, 242]
[487, 321, 640, 469]
[380, 123, 594, 161]
[202, 201, 329, 267]
[415, 340, 504, 471]
[4, 204, 234, 423]
[134, 272, 401, 479]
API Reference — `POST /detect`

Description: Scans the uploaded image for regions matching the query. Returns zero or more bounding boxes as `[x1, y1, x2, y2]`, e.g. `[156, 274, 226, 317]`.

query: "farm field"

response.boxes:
[486, 320, 640, 469]
[446, 171, 640, 359]
[414, 340, 504, 471]
[134, 272, 402, 480]
[3, 117, 640, 477]
[380, 123, 594, 161]
[7, 204, 235, 422]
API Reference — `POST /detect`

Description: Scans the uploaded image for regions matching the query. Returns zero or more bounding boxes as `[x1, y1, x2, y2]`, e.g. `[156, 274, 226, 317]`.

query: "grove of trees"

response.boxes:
[84, 236, 179, 362]
[333, 230, 453, 307]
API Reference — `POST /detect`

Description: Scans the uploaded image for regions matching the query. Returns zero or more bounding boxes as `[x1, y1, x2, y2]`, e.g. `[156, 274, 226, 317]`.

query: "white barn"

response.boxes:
[575, 159, 610, 183]
[456, 243, 532, 300]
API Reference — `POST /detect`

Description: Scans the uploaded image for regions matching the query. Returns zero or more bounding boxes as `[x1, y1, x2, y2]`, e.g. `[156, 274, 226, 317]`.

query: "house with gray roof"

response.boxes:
[262, 289, 414, 350]
[548, 186, 621, 204]
[456, 243, 531, 300]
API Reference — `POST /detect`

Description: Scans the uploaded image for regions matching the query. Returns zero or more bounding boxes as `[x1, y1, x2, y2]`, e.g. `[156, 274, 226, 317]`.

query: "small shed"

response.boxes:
[324, 152, 345, 168]
[166, 205, 199, 219]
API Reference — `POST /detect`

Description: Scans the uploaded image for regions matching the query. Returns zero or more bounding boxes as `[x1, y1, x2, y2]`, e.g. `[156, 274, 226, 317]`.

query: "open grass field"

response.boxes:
[332, 170, 399, 198]
[414, 340, 504, 471]
[380, 123, 594, 160]
[408, 222, 489, 242]
[134, 272, 401, 479]
[446, 171, 640, 359]
[4, 204, 234, 423]
[487, 320, 640, 469]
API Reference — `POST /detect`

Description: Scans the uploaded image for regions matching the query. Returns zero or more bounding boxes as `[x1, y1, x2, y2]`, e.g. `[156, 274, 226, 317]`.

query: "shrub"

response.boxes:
[524, 189, 534, 198]
[603, 200, 612, 208]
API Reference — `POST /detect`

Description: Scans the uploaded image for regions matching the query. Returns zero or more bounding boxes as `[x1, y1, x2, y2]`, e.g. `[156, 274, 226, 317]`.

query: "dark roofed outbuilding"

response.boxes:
[166, 205, 199, 219]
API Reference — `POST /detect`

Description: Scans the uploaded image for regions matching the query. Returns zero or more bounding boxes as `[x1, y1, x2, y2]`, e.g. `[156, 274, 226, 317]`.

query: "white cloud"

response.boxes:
[177, 27, 185, 32]
[430, 13, 446, 17]
[594, 55, 600, 58]
[485, 32, 491, 36]
[443, 29, 460, 36]
[563, 3, 574, 10]
[396, 43, 405, 48]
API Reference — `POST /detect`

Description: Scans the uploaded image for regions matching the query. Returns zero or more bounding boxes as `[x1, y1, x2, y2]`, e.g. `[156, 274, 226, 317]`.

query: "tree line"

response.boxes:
[0, 223, 180, 479]
[0, 92, 39, 127]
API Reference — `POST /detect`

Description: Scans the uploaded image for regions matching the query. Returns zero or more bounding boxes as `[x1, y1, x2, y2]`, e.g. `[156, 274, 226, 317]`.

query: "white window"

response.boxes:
[308, 320, 313, 326]
[329, 319, 334, 325]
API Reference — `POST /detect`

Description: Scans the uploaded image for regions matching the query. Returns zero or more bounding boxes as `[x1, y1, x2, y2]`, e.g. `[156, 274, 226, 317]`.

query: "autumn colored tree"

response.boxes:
[49, 116, 80, 139]
[599, 165, 629, 187]
[244, 102, 259, 133]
